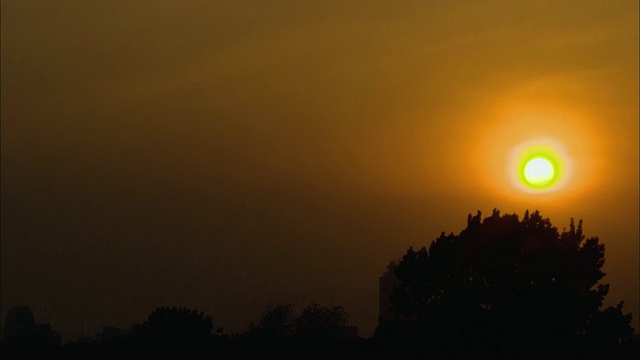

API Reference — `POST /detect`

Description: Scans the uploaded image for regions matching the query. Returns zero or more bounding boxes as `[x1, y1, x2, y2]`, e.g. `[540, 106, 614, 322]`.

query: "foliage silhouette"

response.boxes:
[295, 303, 349, 339]
[5, 210, 637, 359]
[378, 209, 636, 359]
[242, 303, 297, 359]
[239, 303, 364, 359]
[249, 303, 296, 340]
[128, 306, 217, 359]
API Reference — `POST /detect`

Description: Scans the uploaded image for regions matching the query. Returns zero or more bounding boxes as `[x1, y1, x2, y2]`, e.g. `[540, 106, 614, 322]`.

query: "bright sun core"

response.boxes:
[524, 157, 555, 187]
[510, 139, 568, 193]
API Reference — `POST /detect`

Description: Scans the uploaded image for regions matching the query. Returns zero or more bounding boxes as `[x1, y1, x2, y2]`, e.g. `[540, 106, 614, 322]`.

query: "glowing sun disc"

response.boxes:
[524, 157, 554, 186]
[512, 140, 567, 192]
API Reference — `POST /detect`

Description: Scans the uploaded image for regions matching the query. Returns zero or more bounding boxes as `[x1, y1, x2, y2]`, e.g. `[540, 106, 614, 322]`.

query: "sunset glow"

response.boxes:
[2, 0, 637, 342]
[470, 103, 607, 204]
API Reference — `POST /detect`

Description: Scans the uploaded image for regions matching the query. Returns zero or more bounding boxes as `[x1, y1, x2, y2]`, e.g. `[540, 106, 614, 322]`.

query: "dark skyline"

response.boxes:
[2, 1, 638, 340]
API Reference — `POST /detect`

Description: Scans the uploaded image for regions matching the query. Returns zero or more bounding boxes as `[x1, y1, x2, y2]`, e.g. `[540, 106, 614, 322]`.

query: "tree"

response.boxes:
[249, 303, 296, 340]
[382, 209, 635, 359]
[242, 303, 356, 359]
[294, 303, 349, 339]
[129, 306, 215, 359]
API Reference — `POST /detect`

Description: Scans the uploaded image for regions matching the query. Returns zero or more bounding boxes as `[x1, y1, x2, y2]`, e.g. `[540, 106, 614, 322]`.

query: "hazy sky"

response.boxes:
[2, 1, 638, 338]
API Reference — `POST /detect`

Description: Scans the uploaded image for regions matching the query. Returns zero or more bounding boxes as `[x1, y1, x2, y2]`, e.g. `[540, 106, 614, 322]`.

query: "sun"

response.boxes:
[513, 141, 566, 192]
[523, 157, 555, 187]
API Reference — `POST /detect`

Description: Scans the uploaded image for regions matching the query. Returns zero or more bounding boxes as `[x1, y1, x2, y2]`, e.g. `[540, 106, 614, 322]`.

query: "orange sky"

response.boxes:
[2, 1, 638, 338]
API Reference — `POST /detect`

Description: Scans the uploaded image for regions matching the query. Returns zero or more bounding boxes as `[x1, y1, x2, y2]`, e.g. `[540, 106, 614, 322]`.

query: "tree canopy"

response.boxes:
[380, 209, 636, 359]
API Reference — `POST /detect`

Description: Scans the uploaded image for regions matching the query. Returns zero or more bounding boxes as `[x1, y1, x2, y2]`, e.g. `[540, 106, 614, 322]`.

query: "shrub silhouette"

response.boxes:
[381, 209, 636, 359]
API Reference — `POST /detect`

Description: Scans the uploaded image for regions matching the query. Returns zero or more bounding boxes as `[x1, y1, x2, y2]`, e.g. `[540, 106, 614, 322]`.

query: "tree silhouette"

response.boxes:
[295, 303, 349, 339]
[242, 303, 297, 359]
[129, 306, 216, 359]
[241, 303, 360, 359]
[381, 209, 636, 359]
[292, 303, 361, 359]
[249, 303, 296, 340]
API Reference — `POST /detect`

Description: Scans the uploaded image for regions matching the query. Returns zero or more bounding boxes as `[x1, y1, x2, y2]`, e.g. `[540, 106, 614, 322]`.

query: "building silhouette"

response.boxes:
[2, 306, 37, 343]
[376, 261, 399, 336]
[2, 305, 61, 358]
